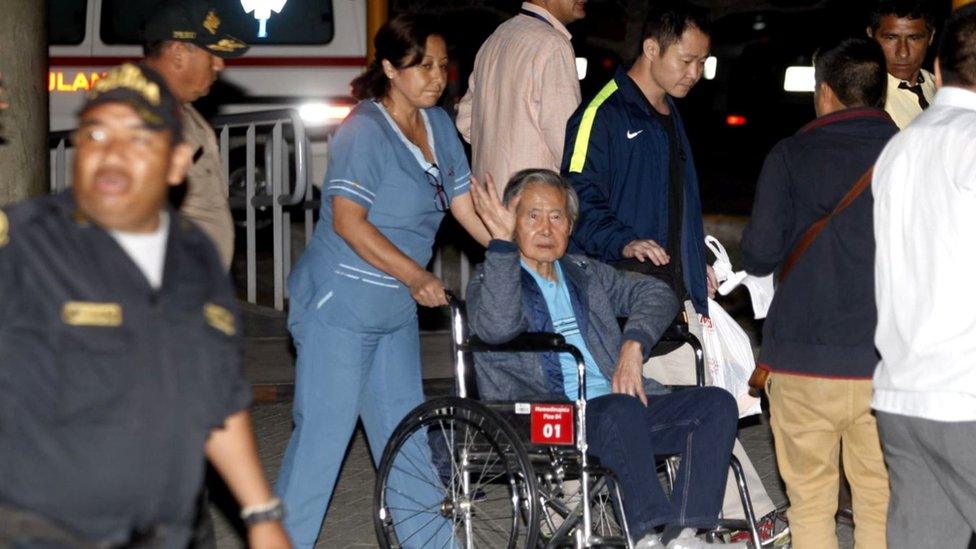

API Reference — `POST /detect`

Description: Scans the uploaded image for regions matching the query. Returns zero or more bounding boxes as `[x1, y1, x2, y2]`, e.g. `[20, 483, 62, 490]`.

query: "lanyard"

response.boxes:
[520, 8, 553, 28]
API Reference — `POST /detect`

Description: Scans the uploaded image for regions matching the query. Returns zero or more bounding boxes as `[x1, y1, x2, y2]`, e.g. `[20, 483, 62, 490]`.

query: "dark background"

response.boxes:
[396, 0, 950, 215]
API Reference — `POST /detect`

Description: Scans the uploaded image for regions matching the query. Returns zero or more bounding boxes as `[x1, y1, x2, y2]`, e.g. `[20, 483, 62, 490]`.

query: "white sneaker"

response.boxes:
[635, 533, 666, 548]
[666, 527, 747, 548]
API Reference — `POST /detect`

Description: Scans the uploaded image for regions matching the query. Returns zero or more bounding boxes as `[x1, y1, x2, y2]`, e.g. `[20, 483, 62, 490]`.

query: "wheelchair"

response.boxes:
[373, 293, 779, 548]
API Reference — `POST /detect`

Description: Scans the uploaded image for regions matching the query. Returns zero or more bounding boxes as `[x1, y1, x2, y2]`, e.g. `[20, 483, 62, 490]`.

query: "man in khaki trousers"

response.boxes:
[741, 37, 898, 548]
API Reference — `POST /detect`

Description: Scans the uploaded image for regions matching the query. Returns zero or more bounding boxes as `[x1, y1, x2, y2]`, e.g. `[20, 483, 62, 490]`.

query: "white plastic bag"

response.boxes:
[705, 235, 775, 319]
[700, 298, 762, 418]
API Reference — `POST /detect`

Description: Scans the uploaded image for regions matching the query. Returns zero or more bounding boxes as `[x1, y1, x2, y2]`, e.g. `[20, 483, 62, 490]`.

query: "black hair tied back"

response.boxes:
[350, 15, 443, 101]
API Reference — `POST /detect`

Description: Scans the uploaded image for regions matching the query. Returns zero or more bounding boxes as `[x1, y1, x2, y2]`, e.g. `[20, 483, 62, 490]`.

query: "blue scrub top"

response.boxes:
[289, 100, 472, 332]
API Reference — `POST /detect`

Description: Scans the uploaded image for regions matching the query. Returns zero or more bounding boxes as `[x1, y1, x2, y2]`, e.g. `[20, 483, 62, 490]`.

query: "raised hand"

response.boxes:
[469, 173, 519, 242]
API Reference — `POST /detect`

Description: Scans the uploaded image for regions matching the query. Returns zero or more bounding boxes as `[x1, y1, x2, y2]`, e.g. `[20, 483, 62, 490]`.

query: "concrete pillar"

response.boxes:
[0, 0, 48, 206]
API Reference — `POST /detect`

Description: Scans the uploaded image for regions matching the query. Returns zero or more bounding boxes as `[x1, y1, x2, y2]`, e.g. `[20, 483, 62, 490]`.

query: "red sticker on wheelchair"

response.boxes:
[530, 404, 574, 445]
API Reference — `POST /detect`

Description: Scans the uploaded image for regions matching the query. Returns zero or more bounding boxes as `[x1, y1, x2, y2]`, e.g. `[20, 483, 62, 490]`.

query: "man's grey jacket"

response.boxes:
[466, 240, 678, 401]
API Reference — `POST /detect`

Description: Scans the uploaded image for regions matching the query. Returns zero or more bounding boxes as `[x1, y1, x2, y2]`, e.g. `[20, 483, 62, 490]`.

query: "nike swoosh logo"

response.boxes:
[626, 130, 643, 139]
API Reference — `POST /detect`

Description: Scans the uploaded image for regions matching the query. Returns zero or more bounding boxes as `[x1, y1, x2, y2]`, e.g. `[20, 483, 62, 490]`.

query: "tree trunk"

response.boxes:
[0, 0, 48, 206]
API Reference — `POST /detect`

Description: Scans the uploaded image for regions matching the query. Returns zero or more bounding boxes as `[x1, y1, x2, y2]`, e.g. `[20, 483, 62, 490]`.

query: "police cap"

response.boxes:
[144, 0, 250, 59]
[79, 63, 184, 141]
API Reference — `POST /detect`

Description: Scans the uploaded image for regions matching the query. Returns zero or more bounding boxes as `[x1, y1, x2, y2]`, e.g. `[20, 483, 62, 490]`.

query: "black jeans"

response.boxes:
[585, 388, 738, 538]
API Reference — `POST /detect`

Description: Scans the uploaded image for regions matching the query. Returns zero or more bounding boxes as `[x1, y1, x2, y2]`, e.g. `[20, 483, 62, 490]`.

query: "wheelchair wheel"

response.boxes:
[374, 397, 540, 549]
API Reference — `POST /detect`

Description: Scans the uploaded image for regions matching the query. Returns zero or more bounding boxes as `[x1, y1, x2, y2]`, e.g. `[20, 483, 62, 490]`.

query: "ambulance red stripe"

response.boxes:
[49, 56, 367, 67]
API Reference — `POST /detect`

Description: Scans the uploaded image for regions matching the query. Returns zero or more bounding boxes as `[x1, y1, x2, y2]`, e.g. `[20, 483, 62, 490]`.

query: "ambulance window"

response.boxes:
[100, 0, 334, 45]
[49, 0, 87, 45]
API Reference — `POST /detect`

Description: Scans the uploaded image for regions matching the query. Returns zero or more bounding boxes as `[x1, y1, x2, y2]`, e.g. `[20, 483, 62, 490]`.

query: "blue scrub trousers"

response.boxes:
[275, 311, 449, 548]
[585, 388, 739, 539]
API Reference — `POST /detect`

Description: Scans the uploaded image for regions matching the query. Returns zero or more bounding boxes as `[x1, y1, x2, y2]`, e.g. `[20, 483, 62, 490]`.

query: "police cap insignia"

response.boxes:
[79, 64, 184, 141]
[208, 38, 247, 53]
[203, 9, 220, 34]
[89, 63, 161, 106]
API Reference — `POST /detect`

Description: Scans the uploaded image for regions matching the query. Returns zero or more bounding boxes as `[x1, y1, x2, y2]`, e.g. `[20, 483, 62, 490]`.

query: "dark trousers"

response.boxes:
[585, 388, 738, 538]
[0, 503, 187, 549]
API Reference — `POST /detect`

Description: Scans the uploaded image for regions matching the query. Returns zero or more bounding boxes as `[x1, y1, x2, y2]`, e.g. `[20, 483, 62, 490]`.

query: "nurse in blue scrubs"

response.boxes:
[274, 15, 490, 547]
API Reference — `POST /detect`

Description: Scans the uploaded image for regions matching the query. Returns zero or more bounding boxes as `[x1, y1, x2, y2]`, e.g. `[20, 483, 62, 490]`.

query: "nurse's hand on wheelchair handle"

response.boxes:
[408, 269, 449, 308]
[470, 173, 519, 241]
[611, 341, 647, 406]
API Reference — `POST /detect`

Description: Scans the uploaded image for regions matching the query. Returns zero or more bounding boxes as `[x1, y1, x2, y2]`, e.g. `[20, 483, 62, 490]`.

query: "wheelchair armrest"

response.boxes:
[465, 332, 567, 353]
[655, 318, 707, 388]
[658, 320, 690, 341]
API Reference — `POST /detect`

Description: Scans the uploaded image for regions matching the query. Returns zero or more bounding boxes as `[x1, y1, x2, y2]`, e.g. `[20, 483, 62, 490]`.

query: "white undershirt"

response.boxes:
[108, 212, 170, 289]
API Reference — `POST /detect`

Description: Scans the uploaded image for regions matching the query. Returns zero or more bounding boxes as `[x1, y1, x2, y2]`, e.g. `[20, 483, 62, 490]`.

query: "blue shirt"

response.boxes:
[523, 261, 611, 400]
[289, 100, 471, 332]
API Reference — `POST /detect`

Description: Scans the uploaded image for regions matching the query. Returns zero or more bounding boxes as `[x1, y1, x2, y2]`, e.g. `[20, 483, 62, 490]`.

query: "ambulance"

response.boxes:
[48, 0, 369, 204]
[48, 0, 367, 131]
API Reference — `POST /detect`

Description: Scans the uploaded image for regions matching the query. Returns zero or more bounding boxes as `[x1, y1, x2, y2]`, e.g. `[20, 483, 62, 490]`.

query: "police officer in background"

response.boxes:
[142, 0, 249, 271]
[0, 63, 289, 549]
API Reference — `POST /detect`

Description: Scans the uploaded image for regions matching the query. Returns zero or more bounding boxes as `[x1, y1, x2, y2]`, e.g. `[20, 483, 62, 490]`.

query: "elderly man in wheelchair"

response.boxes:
[466, 168, 744, 548]
[372, 168, 758, 549]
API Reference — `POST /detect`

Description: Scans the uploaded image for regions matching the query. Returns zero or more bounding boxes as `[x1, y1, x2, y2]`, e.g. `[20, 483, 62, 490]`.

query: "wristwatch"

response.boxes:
[240, 498, 285, 525]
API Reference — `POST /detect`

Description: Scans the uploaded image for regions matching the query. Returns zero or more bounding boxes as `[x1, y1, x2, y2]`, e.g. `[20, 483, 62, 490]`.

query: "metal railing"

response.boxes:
[211, 109, 311, 310]
[49, 131, 72, 194]
[48, 110, 312, 311]
[48, 108, 474, 314]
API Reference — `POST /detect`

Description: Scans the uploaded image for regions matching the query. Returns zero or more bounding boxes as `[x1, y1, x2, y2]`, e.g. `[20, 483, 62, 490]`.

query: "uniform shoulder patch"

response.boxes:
[204, 302, 236, 336]
[0, 210, 8, 247]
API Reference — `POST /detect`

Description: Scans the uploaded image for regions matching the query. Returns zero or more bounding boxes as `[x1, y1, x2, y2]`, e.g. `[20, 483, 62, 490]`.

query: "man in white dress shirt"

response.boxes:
[872, 5, 976, 547]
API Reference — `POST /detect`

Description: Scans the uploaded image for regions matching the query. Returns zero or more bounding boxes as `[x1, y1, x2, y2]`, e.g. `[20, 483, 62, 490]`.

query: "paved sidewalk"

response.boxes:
[214, 301, 855, 547]
[212, 403, 855, 548]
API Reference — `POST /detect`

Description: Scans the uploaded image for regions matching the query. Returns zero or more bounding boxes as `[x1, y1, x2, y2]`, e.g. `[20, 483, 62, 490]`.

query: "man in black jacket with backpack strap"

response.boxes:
[740, 38, 898, 549]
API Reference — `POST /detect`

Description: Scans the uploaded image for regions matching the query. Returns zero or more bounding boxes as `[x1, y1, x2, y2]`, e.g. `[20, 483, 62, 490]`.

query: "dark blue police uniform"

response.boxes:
[0, 192, 252, 547]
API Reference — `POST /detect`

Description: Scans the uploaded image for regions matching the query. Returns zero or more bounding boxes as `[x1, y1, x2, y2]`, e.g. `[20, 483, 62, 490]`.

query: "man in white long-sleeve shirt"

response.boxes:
[872, 5, 976, 548]
[457, 1, 584, 192]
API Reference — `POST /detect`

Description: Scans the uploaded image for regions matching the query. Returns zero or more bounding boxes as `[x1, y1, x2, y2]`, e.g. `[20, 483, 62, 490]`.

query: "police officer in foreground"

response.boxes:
[0, 63, 290, 549]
